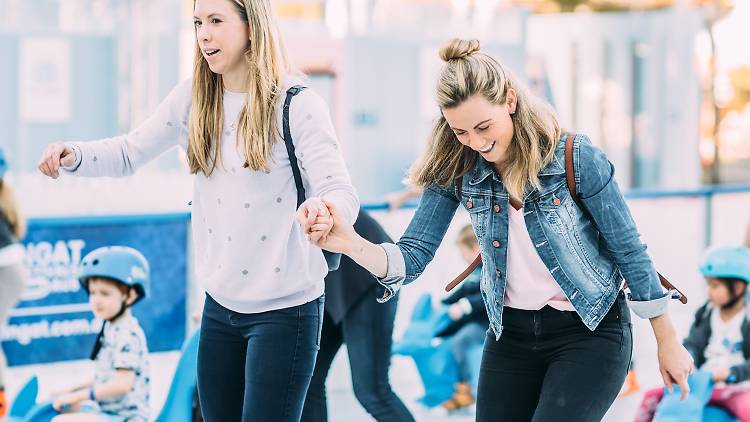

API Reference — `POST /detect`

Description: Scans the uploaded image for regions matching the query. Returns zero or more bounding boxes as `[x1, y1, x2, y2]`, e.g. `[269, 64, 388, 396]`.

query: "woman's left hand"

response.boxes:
[657, 339, 695, 400]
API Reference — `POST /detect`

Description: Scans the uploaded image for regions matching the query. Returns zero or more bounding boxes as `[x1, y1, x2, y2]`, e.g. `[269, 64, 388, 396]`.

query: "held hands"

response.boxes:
[303, 199, 357, 254]
[296, 197, 333, 243]
[657, 340, 695, 400]
[38, 142, 76, 179]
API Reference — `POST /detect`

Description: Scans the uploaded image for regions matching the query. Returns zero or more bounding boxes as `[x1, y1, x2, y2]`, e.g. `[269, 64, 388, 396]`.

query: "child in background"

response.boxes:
[437, 224, 489, 411]
[52, 246, 151, 422]
[635, 246, 750, 422]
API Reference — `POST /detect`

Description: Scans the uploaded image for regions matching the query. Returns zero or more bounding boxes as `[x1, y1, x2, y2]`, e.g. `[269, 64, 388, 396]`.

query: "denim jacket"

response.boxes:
[377, 133, 673, 340]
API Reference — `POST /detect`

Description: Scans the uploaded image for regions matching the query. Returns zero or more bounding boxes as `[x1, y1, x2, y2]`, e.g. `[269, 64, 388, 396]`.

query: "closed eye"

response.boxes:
[193, 18, 222, 26]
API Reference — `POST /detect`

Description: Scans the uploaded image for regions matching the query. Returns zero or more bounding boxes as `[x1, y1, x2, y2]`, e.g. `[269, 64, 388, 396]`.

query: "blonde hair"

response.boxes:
[187, 0, 289, 175]
[0, 180, 25, 239]
[409, 38, 561, 200]
[456, 224, 478, 249]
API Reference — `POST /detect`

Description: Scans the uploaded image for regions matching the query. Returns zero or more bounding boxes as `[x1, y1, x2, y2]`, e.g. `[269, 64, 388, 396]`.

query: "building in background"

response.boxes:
[0, 0, 743, 213]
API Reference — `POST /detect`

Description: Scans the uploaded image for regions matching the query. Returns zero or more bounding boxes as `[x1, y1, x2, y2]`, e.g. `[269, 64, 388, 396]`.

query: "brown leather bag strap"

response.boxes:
[446, 175, 480, 292]
[445, 253, 482, 292]
[565, 133, 577, 198]
[564, 132, 687, 304]
[658, 273, 687, 304]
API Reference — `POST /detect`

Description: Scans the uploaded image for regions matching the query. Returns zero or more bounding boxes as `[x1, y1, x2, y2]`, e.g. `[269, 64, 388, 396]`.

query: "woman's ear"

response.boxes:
[507, 88, 517, 115]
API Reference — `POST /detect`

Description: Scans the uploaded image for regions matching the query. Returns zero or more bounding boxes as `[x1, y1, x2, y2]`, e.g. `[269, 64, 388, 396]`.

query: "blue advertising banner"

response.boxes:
[2, 213, 189, 366]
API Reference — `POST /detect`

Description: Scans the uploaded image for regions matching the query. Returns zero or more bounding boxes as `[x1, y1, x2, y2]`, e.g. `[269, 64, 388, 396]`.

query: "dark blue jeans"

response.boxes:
[197, 294, 324, 422]
[301, 291, 414, 422]
[476, 292, 632, 422]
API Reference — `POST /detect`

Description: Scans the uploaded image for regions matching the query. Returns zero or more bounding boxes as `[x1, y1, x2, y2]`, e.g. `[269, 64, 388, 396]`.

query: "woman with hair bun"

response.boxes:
[314, 38, 694, 421]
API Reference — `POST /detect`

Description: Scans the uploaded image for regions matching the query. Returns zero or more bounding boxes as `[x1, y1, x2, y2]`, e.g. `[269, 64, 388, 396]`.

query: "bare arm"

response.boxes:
[650, 314, 695, 400]
[53, 370, 135, 410]
[315, 199, 388, 278]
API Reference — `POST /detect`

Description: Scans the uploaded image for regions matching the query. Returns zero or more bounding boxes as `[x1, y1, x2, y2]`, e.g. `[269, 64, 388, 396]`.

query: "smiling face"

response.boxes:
[193, 0, 250, 87]
[441, 91, 516, 165]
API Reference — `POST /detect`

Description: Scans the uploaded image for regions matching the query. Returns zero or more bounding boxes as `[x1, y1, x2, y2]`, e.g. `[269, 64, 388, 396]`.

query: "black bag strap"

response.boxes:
[282, 85, 307, 208]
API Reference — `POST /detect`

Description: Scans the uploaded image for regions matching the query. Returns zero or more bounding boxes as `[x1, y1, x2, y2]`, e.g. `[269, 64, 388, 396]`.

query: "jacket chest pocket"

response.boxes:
[535, 184, 573, 234]
[463, 194, 491, 239]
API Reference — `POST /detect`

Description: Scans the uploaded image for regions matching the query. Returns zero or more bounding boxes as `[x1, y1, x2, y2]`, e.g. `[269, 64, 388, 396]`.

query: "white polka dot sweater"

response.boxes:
[63, 78, 360, 313]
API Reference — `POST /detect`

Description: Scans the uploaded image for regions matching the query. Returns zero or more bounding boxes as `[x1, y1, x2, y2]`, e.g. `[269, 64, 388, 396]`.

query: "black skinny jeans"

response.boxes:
[476, 292, 633, 421]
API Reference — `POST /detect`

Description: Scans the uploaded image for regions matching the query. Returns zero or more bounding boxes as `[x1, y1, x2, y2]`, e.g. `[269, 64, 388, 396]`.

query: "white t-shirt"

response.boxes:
[504, 206, 575, 311]
[95, 315, 149, 422]
[702, 308, 746, 374]
[64, 78, 359, 313]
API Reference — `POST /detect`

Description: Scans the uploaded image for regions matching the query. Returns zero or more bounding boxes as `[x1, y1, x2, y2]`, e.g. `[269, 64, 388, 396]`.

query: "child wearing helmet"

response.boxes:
[635, 246, 750, 422]
[52, 246, 151, 422]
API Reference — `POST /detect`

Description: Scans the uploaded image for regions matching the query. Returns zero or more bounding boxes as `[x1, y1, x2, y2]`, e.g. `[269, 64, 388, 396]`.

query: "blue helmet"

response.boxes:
[78, 246, 150, 304]
[0, 147, 7, 178]
[699, 246, 750, 284]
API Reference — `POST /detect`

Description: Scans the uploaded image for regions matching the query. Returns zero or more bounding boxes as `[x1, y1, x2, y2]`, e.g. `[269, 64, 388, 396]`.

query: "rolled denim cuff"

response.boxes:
[627, 289, 679, 319]
[375, 243, 405, 303]
[61, 142, 82, 172]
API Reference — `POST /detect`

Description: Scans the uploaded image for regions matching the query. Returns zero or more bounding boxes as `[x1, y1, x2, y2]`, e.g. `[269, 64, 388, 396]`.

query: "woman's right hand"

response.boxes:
[38, 142, 76, 179]
[314, 199, 359, 254]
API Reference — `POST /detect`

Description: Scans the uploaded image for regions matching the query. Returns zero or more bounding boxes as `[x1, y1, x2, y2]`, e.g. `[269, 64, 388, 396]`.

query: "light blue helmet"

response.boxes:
[699, 246, 750, 284]
[0, 147, 7, 178]
[78, 246, 150, 304]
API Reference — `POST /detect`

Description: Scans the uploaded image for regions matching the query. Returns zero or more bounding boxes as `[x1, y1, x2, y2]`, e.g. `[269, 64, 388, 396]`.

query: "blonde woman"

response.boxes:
[0, 147, 27, 419]
[315, 39, 693, 421]
[37, 0, 358, 420]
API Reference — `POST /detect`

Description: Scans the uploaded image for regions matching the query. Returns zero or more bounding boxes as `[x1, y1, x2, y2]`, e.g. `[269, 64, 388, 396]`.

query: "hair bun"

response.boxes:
[439, 39, 481, 61]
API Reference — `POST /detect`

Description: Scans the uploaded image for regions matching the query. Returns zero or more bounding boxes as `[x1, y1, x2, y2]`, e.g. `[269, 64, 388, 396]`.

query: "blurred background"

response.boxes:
[1, 0, 749, 421]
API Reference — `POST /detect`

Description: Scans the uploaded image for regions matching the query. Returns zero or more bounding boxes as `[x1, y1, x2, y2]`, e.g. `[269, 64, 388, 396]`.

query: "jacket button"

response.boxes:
[492, 240, 501, 248]
[493, 204, 501, 213]
[467, 200, 473, 209]
[495, 269, 501, 277]
[552, 197, 561, 206]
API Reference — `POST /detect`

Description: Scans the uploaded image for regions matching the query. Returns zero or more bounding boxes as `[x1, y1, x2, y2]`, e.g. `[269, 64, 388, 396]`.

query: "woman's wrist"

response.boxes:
[650, 313, 679, 346]
[343, 233, 365, 257]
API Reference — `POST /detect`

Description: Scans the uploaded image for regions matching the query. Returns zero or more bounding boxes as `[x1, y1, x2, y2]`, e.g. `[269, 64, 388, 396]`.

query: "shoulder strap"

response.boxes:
[446, 175, 481, 292]
[564, 132, 578, 199]
[445, 254, 482, 292]
[563, 132, 687, 304]
[282, 85, 307, 208]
